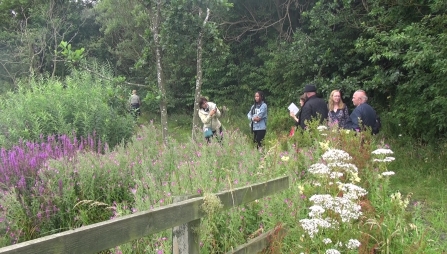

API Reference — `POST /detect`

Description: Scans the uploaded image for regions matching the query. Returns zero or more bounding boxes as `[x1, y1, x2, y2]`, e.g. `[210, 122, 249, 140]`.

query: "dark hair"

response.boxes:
[254, 91, 266, 104]
[199, 97, 208, 108]
[251, 91, 266, 115]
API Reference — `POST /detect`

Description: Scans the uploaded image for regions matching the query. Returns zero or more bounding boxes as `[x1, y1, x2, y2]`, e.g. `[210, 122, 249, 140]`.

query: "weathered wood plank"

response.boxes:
[0, 176, 289, 254]
[227, 225, 287, 254]
[172, 194, 201, 254]
[216, 176, 289, 209]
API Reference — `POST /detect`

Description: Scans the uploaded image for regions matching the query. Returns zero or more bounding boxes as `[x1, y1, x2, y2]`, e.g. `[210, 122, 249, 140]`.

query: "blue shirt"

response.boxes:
[247, 102, 267, 131]
[344, 103, 376, 131]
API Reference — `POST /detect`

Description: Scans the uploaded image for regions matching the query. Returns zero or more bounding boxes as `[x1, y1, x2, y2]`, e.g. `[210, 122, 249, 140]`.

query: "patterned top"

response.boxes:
[328, 107, 349, 128]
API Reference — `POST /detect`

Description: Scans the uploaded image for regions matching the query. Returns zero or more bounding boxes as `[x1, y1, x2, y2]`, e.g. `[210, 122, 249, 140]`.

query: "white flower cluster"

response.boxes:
[325, 249, 341, 254]
[309, 194, 362, 223]
[371, 148, 394, 155]
[322, 238, 332, 244]
[309, 194, 333, 204]
[339, 183, 368, 200]
[299, 218, 333, 238]
[381, 171, 395, 176]
[318, 125, 328, 131]
[373, 157, 395, 162]
[328, 162, 358, 174]
[308, 163, 331, 175]
[346, 239, 361, 249]
[329, 172, 344, 179]
[308, 205, 325, 218]
[322, 149, 352, 162]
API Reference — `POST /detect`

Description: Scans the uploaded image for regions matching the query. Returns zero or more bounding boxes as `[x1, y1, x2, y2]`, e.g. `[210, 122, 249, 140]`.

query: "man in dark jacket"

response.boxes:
[299, 84, 329, 129]
[344, 90, 377, 132]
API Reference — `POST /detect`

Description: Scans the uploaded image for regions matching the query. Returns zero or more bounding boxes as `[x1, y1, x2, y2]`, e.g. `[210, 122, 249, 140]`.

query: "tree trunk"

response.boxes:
[153, 0, 169, 145]
[192, 8, 210, 139]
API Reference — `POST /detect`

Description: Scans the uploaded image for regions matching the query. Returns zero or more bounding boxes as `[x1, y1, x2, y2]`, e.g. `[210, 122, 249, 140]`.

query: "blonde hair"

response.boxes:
[328, 90, 345, 111]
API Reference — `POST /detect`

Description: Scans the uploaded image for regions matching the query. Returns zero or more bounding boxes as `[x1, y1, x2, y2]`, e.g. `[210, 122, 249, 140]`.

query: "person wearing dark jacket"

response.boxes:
[290, 93, 307, 127]
[299, 84, 329, 129]
[343, 90, 377, 132]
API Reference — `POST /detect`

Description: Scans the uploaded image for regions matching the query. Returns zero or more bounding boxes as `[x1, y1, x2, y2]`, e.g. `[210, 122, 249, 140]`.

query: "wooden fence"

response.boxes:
[0, 176, 289, 254]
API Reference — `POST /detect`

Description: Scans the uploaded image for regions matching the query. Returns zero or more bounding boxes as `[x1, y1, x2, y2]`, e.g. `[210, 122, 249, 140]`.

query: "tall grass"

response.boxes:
[0, 114, 446, 253]
[0, 67, 134, 149]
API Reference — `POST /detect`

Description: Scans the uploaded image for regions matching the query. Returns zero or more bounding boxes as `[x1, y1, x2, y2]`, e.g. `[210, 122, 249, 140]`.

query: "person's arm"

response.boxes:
[299, 104, 312, 129]
[256, 103, 267, 121]
[215, 107, 221, 118]
[247, 105, 254, 120]
[290, 111, 298, 122]
[346, 107, 361, 130]
[198, 110, 211, 124]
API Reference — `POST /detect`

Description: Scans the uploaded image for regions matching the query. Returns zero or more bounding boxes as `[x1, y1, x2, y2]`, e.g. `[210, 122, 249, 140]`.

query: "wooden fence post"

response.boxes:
[172, 194, 201, 254]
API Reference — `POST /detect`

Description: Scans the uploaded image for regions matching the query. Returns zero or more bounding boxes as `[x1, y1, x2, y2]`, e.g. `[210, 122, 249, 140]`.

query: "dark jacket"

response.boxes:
[299, 95, 329, 129]
[344, 103, 376, 131]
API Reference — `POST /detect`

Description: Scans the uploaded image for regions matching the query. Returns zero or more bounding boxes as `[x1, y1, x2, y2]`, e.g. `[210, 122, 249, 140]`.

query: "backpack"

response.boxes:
[372, 115, 381, 134]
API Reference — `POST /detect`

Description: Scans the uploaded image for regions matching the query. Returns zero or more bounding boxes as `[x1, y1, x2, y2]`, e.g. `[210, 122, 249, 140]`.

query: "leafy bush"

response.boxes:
[0, 69, 134, 148]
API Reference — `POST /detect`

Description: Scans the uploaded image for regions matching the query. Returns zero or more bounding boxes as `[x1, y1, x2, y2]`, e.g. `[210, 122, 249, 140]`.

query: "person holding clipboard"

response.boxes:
[289, 93, 307, 136]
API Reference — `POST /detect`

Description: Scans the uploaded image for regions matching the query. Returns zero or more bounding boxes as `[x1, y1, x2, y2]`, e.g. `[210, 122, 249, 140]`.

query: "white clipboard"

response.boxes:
[288, 102, 299, 115]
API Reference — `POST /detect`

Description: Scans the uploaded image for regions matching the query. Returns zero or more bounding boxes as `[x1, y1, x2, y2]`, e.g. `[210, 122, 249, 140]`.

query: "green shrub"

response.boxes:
[0, 69, 134, 148]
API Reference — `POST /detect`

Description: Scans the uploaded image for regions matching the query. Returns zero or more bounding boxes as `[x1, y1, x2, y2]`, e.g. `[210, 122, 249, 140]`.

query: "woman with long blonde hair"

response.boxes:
[328, 90, 349, 128]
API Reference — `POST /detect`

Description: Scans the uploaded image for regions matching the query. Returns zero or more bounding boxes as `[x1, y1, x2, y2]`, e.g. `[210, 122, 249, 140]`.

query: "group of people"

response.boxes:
[197, 83, 379, 148]
[290, 84, 378, 133]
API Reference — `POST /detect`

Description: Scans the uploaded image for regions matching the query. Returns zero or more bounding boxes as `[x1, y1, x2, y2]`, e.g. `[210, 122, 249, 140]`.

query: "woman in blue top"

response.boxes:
[247, 91, 267, 149]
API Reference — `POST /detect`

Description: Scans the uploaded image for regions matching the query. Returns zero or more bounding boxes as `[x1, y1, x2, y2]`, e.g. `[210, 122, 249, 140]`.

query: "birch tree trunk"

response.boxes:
[152, 0, 169, 145]
[191, 8, 210, 139]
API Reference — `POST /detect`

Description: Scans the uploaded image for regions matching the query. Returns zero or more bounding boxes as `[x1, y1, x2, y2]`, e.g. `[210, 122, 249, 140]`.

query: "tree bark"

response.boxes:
[152, 0, 169, 145]
[192, 8, 210, 139]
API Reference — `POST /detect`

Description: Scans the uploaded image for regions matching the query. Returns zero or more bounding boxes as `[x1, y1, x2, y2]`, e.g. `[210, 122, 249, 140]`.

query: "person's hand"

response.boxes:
[290, 111, 298, 121]
[210, 108, 217, 116]
[253, 116, 261, 122]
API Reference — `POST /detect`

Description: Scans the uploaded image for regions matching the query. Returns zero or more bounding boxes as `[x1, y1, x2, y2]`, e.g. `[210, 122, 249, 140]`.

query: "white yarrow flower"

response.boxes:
[299, 218, 332, 238]
[346, 239, 361, 249]
[326, 249, 341, 254]
[381, 171, 395, 176]
[328, 162, 358, 174]
[323, 238, 332, 244]
[339, 183, 368, 200]
[317, 125, 328, 131]
[309, 205, 325, 218]
[322, 149, 352, 162]
[373, 157, 395, 162]
[308, 163, 331, 175]
[371, 148, 394, 155]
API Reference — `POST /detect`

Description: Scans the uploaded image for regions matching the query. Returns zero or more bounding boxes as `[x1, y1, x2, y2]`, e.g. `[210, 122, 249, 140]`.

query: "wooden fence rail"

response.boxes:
[0, 176, 289, 254]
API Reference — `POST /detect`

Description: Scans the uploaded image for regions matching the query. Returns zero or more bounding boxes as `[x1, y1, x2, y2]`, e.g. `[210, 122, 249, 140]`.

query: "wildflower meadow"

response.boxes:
[0, 120, 445, 253]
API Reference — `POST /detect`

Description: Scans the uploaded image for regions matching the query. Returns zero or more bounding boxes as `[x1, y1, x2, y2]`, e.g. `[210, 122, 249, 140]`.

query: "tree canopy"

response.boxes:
[1, 0, 446, 142]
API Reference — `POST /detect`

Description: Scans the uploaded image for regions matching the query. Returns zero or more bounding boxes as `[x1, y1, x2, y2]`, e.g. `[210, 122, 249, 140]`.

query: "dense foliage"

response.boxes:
[1, 0, 446, 141]
[0, 66, 134, 148]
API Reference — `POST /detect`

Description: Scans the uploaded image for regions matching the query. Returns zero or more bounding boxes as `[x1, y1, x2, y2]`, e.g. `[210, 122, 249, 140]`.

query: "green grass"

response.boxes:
[388, 139, 447, 251]
[3, 110, 447, 253]
[389, 140, 447, 205]
[137, 112, 447, 252]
